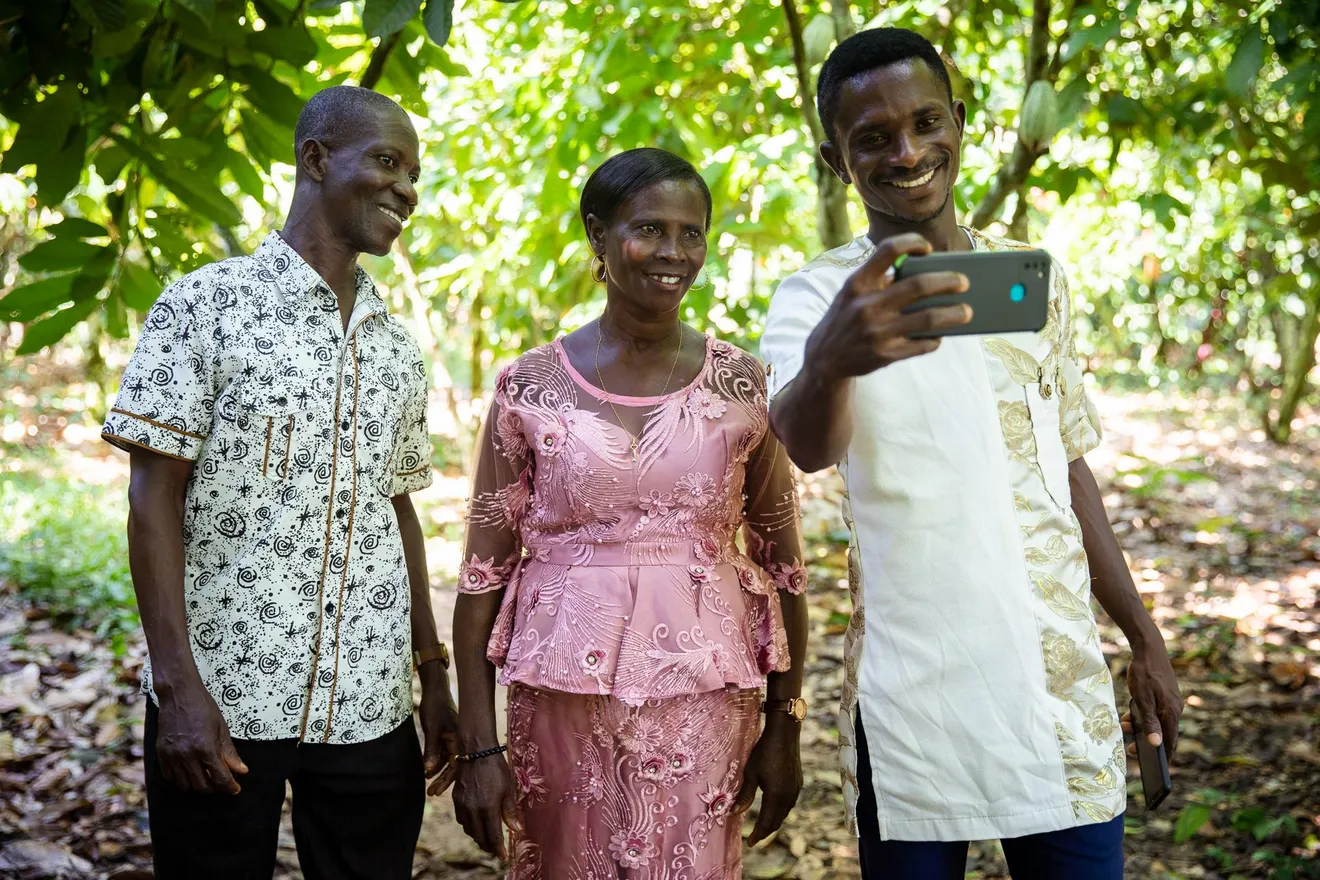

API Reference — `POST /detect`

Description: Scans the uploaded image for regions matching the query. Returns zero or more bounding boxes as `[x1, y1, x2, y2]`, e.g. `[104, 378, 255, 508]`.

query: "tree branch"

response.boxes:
[781, 0, 825, 147]
[968, 0, 1053, 229]
[360, 31, 403, 91]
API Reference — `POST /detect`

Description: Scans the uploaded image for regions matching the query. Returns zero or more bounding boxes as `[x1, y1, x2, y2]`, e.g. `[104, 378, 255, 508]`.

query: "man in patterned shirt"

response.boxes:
[102, 87, 458, 879]
[761, 29, 1183, 878]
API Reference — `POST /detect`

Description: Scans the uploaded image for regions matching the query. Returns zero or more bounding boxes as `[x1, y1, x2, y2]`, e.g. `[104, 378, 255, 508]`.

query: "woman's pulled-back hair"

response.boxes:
[579, 148, 713, 233]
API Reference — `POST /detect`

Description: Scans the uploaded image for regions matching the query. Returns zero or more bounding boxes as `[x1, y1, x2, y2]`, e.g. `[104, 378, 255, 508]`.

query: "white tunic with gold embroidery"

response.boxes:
[761, 229, 1125, 842]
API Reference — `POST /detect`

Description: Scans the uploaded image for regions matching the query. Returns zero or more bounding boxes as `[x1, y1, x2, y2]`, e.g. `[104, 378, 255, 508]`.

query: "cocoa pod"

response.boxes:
[803, 14, 836, 68]
[1019, 80, 1060, 152]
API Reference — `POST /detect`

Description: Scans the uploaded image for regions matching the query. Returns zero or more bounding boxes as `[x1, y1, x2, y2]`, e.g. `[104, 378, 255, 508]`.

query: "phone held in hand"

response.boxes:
[896, 248, 1052, 339]
[1129, 699, 1172, 810]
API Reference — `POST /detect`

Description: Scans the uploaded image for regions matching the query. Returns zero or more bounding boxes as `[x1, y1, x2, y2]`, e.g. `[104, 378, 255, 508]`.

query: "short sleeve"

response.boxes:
[101, 279, 216, 461]
[390, 353, 434, 496]
[1055, 267, 1102, 461]
[760, 271, 834, 402]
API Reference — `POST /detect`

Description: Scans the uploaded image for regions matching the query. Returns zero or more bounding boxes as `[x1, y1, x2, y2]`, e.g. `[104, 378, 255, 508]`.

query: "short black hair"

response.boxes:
[817, 27, 954, 141]
[580, 148, 713, 232]
[293, 86, 410, 157]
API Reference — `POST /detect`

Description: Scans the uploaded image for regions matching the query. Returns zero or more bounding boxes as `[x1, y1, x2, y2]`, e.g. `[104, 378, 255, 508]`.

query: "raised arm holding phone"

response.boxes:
[761, 27, 1181, 880]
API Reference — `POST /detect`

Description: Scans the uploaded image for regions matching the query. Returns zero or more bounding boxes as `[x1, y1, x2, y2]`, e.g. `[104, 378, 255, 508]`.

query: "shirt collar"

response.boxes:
[254, 232, 387, 317]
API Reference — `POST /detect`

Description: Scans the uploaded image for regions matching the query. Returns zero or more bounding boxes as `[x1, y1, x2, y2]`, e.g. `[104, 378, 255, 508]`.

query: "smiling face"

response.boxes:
[307, 106, 420, 257]
[821, 59, 966, 228]
[586, 178, 710, 316]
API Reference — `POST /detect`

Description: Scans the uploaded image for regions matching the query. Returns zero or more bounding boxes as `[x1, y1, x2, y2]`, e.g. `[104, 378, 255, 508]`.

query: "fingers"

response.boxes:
[484, 809, 508, 861]
[426, 761, 456, 796]
[888, 303, 974, 340]
[733, 769, 759, 816]
[199, 745, 241, 795]
[746, 789, 797, 847]
[1134, 690, 1162, 747]
[219, 731, 249, 776]
[1157, 696, 1182, 756]
[845, 233, 933, 296]
[873, 337, 941, 366]
[502, 789, 524, 835]
[876, 270, 970, 313]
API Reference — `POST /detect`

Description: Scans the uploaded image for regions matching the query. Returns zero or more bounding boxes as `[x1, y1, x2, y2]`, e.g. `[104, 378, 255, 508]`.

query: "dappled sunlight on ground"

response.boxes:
[2, 368, 1317, 878]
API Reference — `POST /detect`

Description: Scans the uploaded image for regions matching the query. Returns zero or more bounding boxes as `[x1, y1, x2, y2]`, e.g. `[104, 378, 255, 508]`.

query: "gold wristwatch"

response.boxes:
[763, 697, 807, 722]
[412, 643, 450, 670]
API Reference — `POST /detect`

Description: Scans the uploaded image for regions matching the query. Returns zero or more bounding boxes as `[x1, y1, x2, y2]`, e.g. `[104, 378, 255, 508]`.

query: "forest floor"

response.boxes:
[1, 355, 1318, 879]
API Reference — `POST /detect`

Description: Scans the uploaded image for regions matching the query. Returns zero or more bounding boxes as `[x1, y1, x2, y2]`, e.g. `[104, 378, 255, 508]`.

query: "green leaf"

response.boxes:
[240, 67, 305, 130]
[93, 144, 132, 184]
[72, 0, 129, 30]
[114, 137, 243, 228]
[105, 289, 129, 339]
[0, 275, 78, 323]
[1105, 94, 1141, 127]
[1174, 803, 1213, 844]
[19, 239, 110, 274]
[1225, 25, 1265, 97]
[37, 125, 89, 207]
[118, 262, 164, 311]
[225, 148, 266, 201]
[16, 297, 102, 355]
[248, 24, 319, 67]
[2, 87, 81, 175]
[362, 0, 423, 38]
[422, 0, 453, 45]
[173, 0, 215, 28]
[239, 108, 294, 170]
[49, 218, 110, 239]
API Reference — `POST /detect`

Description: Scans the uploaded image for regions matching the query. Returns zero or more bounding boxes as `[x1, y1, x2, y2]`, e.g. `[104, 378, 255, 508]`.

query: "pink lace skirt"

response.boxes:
[505, 684, 761, 879]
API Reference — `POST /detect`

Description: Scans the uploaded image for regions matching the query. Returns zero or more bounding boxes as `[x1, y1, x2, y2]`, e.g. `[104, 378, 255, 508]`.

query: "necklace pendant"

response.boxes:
[630, 442, 640, 463]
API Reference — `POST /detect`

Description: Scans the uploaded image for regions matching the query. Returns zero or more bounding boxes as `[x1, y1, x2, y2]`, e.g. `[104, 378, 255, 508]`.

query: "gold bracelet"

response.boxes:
[412, 643, 450, 670]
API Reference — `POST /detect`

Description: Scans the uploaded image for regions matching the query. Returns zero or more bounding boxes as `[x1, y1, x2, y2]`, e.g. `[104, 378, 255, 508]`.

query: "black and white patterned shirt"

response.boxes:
[103, 232, 432, 744]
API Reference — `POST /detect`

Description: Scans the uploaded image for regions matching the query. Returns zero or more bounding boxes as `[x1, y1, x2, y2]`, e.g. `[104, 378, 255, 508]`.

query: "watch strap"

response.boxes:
[412, 643, 450, 670]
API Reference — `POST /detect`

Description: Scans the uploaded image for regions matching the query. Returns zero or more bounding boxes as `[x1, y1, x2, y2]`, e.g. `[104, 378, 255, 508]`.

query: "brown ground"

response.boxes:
[1, 368, 1317, 879]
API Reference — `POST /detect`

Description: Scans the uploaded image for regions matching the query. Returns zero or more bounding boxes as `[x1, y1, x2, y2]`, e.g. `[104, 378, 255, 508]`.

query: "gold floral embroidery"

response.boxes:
[985, 338, 1043, 385]
[1083, 704, 1119, 744]
[1034, 573, 1092, 621]
[1024, 534, 1070, 566]
[1041, 630, 1090, 699]
[999, 400, 1039, 462]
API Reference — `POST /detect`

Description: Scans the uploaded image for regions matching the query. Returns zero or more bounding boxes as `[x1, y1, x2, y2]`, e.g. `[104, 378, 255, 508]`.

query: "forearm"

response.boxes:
[769, 363, 854, 473]
[453, 591, 503, 751]
[127, 460, 202, 697]
[766, 591, 807, 702]
[1070, 458, 1161, 651]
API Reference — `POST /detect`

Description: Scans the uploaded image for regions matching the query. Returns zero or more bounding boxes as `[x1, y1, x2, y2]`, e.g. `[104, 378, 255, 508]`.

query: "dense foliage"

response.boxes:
[0, 0, 1316, 440]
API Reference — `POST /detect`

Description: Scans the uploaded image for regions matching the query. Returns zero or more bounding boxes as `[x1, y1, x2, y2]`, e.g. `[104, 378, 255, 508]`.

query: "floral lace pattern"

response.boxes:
[459, 335, 804, 706]
[506, 684, 760, 880]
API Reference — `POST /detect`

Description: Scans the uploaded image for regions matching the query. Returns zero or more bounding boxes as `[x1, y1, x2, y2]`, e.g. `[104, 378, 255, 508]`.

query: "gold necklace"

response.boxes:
[594, 317, 684, 462]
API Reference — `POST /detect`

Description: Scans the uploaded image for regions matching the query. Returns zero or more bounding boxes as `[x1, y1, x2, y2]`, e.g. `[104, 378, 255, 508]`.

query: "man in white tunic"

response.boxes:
[762, 28, 1182, 877]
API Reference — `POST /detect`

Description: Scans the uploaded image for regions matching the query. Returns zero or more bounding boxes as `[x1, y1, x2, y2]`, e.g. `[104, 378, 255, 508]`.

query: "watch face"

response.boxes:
[790, 699, 807, 721]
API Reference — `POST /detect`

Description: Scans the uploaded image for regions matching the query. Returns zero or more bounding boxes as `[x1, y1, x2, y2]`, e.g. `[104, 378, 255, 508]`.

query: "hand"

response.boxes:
[419, 666, 461, 795]
[154, 681, 249, 794]
[452, 753, 522, 861]
[1122, 639, 1183, 758]
[733, 714, 803, 847]
[804, 232, 972, 381]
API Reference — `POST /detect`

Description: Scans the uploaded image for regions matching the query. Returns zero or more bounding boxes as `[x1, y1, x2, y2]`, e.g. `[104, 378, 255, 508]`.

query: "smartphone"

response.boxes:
[1129, 699, 1172, 810]
[895, 248, 1052, 338]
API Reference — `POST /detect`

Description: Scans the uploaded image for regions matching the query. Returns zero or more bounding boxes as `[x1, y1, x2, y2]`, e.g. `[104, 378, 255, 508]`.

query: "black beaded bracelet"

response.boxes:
[456, 744, 507, 763]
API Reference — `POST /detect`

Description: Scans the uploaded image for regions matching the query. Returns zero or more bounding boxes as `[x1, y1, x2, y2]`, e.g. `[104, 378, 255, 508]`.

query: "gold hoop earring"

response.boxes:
[690, 268, 709, 290]
[591, 253, 607, 283]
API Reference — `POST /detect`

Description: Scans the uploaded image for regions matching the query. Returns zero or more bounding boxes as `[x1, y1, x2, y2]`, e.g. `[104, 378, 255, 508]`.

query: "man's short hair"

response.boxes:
[817, 27, 954, 141]
[292, 86, 409, 158]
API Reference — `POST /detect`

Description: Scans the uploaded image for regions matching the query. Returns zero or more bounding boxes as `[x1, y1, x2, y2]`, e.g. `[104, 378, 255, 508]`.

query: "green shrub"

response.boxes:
[0, 475, 137, 654]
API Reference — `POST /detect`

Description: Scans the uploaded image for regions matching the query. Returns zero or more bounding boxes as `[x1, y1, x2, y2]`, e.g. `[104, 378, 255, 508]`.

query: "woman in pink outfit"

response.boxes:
[449, 148, 809, 878]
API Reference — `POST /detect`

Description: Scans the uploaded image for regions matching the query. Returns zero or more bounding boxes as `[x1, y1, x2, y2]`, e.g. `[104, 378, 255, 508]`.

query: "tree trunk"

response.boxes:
[1267, 288, 1320, 444]
[968, 0, 1053, 229]
[1006, 180, 1031, 241]
[783, 0, 853, 251]
[469, 287, 485, 397]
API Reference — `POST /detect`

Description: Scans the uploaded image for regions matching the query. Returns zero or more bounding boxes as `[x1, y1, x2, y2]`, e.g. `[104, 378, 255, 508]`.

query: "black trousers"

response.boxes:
[144, 701, 424, 880]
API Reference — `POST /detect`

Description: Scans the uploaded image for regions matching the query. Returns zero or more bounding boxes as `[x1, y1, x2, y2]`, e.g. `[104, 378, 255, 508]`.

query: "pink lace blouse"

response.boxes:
[458, 335, 806, 706]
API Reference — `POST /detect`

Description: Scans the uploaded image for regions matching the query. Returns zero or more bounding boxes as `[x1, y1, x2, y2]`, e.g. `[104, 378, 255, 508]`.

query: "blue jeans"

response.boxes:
[856, 715, 1126, 879]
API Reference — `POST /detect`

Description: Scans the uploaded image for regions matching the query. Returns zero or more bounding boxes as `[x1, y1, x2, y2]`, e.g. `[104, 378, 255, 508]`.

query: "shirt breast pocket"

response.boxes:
[225, 383, 321, 482]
